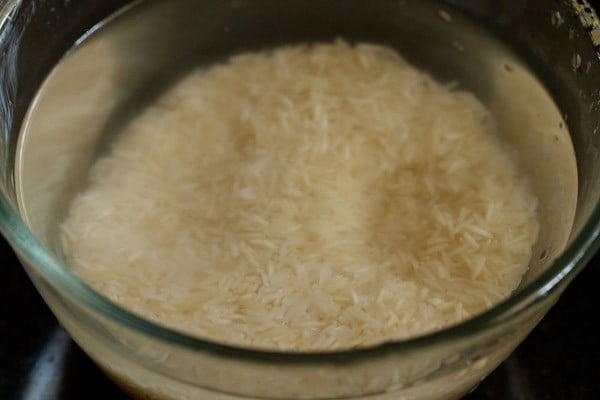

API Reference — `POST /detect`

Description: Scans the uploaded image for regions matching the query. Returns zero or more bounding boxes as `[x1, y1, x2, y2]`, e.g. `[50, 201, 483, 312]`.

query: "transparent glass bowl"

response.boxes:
[1, 1, 600, 399]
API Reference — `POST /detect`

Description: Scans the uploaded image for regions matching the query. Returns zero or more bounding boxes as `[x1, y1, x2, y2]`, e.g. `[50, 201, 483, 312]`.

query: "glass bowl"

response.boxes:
[1, 1, 600, 399]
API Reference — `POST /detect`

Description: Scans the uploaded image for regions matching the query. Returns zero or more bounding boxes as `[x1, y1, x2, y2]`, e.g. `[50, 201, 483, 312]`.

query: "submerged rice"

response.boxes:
[61, 41, 539, 351]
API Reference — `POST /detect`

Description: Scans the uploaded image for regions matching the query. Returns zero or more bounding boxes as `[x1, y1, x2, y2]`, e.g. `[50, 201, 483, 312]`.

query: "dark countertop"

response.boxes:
[1, 232, 599, 399]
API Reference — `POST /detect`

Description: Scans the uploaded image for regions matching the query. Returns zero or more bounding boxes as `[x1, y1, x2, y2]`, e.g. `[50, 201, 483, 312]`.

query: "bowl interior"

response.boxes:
[15, 0, 578, 296]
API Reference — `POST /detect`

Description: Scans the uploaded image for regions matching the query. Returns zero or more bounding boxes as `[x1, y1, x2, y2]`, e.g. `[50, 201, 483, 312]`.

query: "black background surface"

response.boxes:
[2, 2, 600, 399]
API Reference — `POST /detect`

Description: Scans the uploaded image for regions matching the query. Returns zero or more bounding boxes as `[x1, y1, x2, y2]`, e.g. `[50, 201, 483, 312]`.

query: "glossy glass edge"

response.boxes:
[0, 0, 599, 364]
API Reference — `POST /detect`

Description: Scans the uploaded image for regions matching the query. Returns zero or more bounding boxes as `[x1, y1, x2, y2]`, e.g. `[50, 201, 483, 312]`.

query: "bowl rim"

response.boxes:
[1, 0, 600, 364]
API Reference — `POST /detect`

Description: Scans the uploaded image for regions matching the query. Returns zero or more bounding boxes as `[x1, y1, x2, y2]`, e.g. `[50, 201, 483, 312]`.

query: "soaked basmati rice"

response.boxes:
[61, 41, 539, 351]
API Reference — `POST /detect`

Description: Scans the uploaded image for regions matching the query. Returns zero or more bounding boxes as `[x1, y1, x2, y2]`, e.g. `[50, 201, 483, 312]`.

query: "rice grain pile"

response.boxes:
[61, 42, 539, 350]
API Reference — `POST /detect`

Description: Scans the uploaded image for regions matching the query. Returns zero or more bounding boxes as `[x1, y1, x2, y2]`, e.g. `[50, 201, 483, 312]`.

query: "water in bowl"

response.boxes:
[13, 0, 579, 396]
